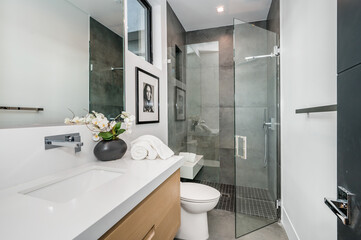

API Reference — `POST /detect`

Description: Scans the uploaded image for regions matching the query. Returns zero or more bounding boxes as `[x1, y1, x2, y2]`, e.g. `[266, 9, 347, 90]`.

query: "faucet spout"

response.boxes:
[45, 133, 83, 153]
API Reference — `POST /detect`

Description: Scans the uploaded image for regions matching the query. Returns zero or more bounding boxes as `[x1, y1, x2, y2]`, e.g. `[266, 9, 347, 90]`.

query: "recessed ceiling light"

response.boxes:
[217, 6, 224, 13]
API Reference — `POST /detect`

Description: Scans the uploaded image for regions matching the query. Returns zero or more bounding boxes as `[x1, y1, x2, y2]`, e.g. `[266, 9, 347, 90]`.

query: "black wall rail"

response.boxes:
[0, 106, 44, 111]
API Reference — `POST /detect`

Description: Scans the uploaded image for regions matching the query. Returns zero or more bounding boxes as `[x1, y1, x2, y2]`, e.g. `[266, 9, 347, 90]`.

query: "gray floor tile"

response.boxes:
[238, 222, 288, 240]
[207, 210, 288, 240]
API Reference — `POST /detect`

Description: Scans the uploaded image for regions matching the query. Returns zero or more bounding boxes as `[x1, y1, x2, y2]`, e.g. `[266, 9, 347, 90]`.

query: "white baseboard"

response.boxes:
[281, 207, 300, 240]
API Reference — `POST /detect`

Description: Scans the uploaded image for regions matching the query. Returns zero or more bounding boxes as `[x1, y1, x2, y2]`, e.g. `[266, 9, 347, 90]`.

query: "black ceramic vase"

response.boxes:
[93, 138, 127, 161]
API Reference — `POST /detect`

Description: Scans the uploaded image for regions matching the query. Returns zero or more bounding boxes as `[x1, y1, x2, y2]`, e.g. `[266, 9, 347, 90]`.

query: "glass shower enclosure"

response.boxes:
[167, 16, 280, 238]
[234, 19, 280, 237]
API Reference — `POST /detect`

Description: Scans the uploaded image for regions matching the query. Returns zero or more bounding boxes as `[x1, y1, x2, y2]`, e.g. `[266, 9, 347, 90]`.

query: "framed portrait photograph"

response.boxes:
[136, 67, 159, 124]
[175, 87, 186, 121]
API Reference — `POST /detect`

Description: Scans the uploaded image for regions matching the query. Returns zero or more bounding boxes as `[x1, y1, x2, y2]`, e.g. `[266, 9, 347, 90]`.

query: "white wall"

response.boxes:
[0, 0, 168, 190]
[124, 0, 168, 144]
[0, 0, 89, 128]
[280, 0, 337, 239]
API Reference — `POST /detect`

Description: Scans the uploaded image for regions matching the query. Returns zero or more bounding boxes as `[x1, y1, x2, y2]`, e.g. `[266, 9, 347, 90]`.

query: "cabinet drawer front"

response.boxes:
[100, 170, 180, 240]
[143, 225, 155, 240]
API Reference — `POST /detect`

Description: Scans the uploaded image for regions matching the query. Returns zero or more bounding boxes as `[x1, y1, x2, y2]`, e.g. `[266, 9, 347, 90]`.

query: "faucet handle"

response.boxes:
[45, 133, 83, 153]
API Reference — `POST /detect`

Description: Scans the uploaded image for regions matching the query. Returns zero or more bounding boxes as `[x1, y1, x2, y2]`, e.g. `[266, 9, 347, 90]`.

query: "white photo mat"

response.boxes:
[136, 68, 159, 124]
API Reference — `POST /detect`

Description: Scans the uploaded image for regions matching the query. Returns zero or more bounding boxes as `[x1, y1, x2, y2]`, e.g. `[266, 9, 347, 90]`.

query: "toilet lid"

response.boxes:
[180, 183, 221, 203]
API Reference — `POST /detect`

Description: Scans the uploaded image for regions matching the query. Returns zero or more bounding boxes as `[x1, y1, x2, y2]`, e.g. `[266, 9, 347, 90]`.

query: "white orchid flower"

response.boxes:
[92, 133, 100, 141]
[98, 119, 109, 130]
[109, 121, 116, 129]
[85, 114, 95, 123]
[121, 111, 129, 118]
[71, 117, 80, 123]
[78, 117, 86, 124]
[96, 112, 105, 118]
[64, 118, 71, 124]
[92, 118, 99, 126]
[66, 111, 134, 141]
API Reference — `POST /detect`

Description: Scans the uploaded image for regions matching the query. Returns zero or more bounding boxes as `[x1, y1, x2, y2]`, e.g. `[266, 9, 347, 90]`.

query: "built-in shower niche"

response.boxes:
[89, 17, 124, 119]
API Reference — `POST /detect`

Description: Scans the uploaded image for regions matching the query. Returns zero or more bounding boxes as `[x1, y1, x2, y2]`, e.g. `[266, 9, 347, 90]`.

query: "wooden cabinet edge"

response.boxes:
[99, 169, 181, 240]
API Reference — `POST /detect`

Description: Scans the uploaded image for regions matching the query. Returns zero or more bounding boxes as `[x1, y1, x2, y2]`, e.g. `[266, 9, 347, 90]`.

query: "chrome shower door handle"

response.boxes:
[324, 186, 354, 225]
[235, 135, 247, 159]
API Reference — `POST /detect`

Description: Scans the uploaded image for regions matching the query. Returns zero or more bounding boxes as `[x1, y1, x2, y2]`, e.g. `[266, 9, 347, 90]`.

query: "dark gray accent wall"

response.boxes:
[267, 0, 280, 35]
[167, 3, 187, 153]
[186, 26, 234, 147]
[186, 26, 234, 185]
[337, 63, 361, 240]
[89, 17, 124, 119]
[337, 1, 361, 238]
[337, 0, 361, 73]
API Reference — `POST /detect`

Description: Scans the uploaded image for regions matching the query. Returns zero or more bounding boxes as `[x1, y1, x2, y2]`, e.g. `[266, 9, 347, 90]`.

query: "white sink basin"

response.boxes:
[21, 167, 124, 203]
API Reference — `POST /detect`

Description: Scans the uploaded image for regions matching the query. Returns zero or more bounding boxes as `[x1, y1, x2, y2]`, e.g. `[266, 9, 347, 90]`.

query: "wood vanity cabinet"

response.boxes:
[99, 170, 181, 240]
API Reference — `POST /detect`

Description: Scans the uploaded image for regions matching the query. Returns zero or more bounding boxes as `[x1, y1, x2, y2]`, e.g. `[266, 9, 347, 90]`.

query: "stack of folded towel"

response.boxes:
[179, 152, 197, 163]
[131, 135, 174, 160]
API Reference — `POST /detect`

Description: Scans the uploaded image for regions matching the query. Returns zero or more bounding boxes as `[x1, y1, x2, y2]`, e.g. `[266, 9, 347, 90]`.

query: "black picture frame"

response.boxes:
[136, 67, 159, 124]
[175, 87, 186, 121]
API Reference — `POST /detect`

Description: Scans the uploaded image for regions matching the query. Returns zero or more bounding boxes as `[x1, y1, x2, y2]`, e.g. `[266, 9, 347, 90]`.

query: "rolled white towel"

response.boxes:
[131, 135, 174, 160]
[131, 145, 147, 160]
[179, 152, 197, 163]
[131, 140, 157, 160]
[179, 152, 189, 162]
[188, 153, 196, 162]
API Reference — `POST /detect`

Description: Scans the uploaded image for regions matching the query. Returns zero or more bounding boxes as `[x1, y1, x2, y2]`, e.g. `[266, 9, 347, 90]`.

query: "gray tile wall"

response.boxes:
[186, 26, 234, 185]
[167, 3, 187, 153]
[167, 1, 280, 188]
[186, 47, 220, 162]
[267, 0, 280, 35]
[89, 17, 124, 119]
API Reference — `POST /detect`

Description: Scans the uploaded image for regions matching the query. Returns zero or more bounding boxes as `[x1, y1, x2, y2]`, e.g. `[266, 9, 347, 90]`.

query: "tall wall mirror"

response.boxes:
[0, 0, 125, 129]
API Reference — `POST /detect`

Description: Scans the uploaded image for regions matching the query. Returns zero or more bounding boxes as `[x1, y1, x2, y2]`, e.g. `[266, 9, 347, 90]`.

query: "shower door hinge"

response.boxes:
[276, 199, 281, 209]
[273, 46, 280, 56]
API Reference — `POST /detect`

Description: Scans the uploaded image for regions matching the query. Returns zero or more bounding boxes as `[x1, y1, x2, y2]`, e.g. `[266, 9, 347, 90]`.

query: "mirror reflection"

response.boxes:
[0, 0, 125, 128]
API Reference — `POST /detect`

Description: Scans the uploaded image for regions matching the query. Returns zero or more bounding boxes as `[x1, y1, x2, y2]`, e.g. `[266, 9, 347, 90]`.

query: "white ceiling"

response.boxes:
[167, 0, 272, 31]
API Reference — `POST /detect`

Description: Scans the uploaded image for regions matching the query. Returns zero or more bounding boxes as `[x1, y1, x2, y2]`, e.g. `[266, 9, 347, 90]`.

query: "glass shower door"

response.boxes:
[234, 18, 280, 237]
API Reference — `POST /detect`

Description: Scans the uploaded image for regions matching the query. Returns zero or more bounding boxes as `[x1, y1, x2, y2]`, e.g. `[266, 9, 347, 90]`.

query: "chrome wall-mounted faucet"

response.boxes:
[45, 133, 83, 153]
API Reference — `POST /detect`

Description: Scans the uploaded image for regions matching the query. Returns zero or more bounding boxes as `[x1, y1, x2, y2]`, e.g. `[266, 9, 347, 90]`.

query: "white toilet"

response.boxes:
[176, 182, 221, 240]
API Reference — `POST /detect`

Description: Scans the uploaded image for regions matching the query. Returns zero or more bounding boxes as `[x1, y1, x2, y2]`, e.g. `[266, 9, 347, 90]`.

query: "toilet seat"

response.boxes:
[180, 182, 221, 203]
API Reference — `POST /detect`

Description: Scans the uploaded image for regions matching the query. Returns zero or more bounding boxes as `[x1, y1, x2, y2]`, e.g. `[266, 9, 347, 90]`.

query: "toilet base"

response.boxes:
[176, 207, 209, 240]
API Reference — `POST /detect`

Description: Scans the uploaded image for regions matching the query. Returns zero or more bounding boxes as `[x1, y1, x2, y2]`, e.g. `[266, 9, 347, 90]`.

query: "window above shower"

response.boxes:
[127, 0, 153, 63]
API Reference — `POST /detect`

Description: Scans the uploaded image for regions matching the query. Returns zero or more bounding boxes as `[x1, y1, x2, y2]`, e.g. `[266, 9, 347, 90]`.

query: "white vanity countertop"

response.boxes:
[0, 154, 184, 240]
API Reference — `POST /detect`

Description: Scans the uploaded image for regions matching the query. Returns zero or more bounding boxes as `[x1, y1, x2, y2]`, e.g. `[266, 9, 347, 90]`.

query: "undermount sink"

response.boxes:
[21, 167, 124, 203]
